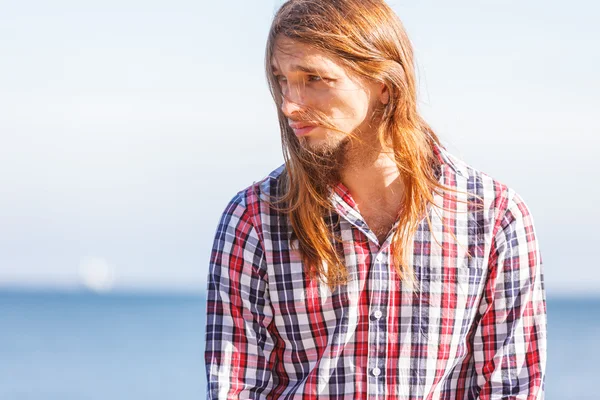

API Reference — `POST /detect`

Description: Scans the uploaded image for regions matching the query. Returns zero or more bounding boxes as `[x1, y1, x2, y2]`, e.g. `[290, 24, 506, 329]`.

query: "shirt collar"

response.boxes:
[432, 141, 464, 177]
[329, 141, 461, 245]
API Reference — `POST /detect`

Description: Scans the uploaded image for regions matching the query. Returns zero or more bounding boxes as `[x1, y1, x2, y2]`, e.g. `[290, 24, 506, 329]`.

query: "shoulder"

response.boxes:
[436, 144, 534, 232]
[217, 164, 287, 233]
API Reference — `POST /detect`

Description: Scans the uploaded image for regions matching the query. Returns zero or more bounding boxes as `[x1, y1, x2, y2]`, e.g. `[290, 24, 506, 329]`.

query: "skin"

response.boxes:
[271, 36, 406, 244]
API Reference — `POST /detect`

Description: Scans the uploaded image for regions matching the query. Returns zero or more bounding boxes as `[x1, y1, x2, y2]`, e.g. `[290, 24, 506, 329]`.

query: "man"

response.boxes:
[205, 0, 547, 398]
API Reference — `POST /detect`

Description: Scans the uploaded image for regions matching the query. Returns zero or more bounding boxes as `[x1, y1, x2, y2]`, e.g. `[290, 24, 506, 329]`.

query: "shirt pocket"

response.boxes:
[411, 264, 485, 358]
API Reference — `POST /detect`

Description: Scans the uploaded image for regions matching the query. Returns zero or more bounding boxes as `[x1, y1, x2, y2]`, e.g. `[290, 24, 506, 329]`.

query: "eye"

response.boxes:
[274, 75, 287, 84]
[307, 75, 322, 82]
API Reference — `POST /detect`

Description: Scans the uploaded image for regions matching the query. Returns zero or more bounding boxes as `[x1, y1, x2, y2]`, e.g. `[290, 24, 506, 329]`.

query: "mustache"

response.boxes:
[284, 108, 338, 132]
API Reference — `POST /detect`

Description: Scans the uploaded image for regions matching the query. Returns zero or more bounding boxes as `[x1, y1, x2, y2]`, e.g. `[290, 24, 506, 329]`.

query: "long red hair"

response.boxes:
[264, 0, 454, 291]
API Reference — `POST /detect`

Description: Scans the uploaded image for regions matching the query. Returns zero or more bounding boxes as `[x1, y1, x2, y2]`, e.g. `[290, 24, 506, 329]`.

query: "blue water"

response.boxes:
[0, 291, 597, 399]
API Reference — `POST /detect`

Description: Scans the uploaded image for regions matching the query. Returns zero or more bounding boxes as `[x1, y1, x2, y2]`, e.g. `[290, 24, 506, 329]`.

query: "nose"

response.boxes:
[280, 85, 305, 117]
[281, 95, 302, 117]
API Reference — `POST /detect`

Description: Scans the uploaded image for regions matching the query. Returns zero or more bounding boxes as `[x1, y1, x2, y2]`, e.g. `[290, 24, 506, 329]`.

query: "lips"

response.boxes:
[289, 121, 317, 136]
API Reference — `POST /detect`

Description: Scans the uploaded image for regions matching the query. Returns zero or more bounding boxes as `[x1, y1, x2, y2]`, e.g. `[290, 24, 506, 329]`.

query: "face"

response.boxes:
[271, 36, 389, 155]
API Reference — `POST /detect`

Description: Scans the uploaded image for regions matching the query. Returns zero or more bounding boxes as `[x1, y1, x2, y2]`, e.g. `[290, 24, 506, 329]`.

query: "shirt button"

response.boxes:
[372, 367, 381, 377]
[375, 254, 383, 262]
[373, 310, 383, 319]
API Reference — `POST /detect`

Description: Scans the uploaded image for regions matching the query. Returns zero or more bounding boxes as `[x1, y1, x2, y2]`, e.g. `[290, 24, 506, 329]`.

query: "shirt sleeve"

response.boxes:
[472, 192, 547, 399]
[204, 193, 277, 399]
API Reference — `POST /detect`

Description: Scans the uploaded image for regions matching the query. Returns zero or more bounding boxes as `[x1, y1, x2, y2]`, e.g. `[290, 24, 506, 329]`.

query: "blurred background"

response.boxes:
[1, 0, 598, 398]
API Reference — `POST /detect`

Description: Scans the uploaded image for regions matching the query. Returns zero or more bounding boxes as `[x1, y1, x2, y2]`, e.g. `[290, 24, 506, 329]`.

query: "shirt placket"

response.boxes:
[368, 248, 389, 400]
[330, 186, 392, 399]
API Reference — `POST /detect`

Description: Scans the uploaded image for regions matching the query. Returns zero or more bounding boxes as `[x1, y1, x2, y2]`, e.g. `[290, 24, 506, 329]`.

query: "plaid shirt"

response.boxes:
[205, 143, 547, 399]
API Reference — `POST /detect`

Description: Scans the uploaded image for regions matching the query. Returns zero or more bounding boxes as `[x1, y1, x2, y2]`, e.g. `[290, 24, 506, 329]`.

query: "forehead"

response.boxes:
[270, 36, 346, 73]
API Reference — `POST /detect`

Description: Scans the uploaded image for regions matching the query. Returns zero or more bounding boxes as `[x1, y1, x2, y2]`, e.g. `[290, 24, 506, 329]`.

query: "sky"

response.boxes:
[0, 0, 598, 295]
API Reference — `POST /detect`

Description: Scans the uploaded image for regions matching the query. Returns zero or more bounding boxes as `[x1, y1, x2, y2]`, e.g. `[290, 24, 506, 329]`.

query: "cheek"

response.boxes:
[313, 93, 347, 122]
[335, 93, 371, 127]
[314, 89, 371, 131]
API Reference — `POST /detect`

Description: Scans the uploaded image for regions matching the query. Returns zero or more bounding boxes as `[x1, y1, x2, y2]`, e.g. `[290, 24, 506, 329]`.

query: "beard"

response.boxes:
[285, 106, 384, 194]
[292, 126, 382, 195]
[295, 132, 349, 191]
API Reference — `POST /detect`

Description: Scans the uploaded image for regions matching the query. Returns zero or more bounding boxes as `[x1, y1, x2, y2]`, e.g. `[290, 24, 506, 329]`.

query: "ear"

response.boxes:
[379, 83, 389, 105]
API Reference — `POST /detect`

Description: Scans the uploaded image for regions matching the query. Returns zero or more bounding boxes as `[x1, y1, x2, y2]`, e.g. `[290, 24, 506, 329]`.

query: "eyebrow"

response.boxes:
[271, 64, 322, 75]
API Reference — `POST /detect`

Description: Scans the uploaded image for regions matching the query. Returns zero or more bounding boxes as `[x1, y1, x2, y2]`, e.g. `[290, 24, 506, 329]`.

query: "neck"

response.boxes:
[339, 140, 405, 214]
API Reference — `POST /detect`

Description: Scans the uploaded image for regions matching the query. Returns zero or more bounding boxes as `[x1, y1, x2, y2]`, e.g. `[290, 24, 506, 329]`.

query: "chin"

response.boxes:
[301, 136, 332, 151]
[301, 133, 348, 157]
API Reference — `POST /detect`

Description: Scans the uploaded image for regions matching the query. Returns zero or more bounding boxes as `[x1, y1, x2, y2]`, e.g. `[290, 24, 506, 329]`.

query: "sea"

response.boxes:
[1, 290, 597, 399]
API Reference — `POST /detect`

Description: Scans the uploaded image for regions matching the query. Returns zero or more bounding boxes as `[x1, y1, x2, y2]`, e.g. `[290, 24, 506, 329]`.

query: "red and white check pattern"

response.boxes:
[205, 143, 547, 399]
